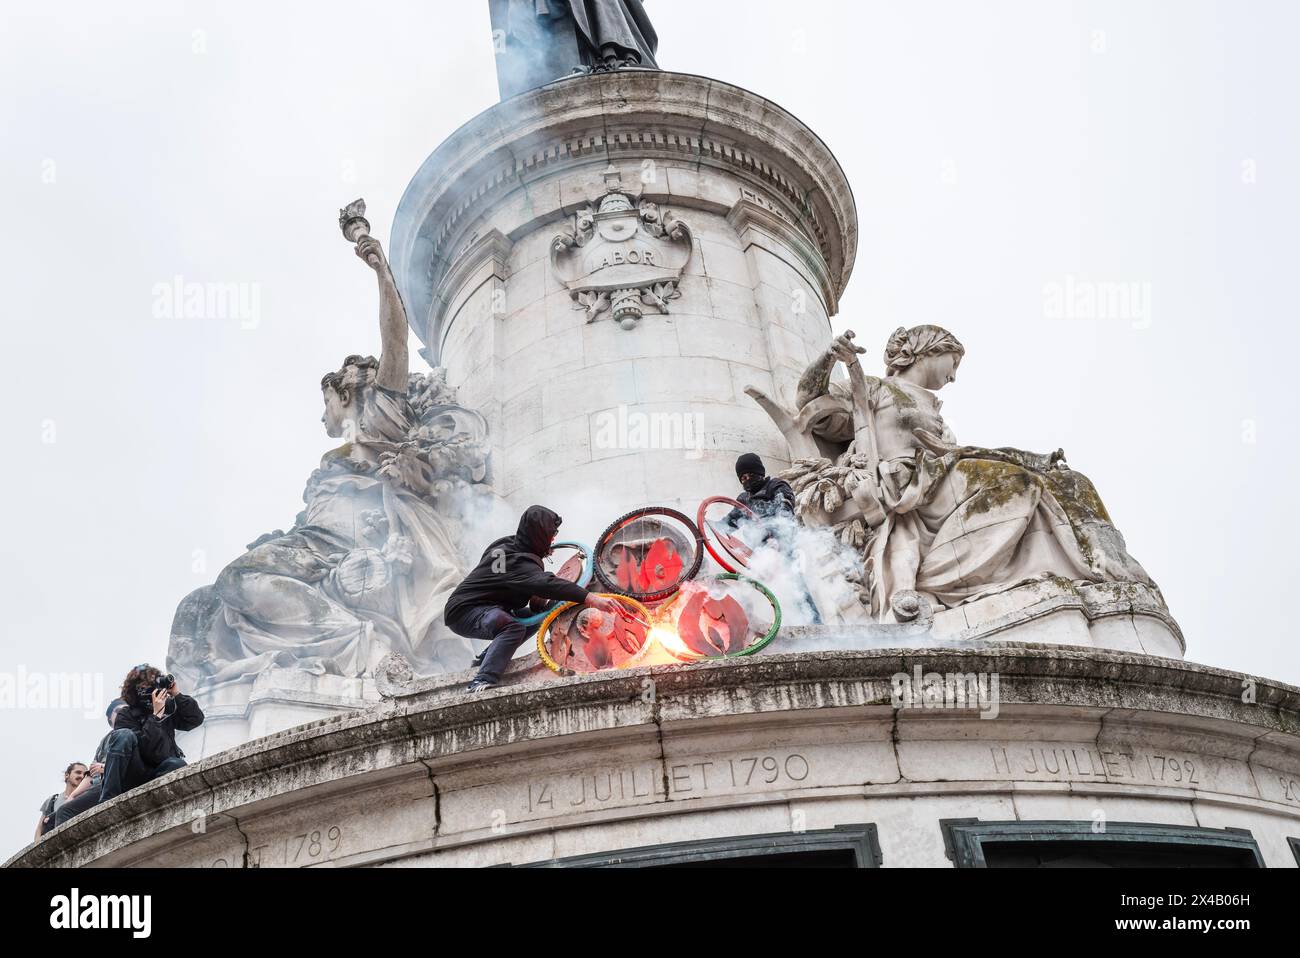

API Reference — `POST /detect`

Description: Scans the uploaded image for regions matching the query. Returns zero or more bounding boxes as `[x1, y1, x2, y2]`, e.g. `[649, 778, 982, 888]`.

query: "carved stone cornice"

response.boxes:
[11, 647, 1298, 867]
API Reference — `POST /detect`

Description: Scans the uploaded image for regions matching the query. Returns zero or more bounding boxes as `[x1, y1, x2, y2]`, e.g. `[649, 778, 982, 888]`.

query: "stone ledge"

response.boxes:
[8, 646, 1298, 868]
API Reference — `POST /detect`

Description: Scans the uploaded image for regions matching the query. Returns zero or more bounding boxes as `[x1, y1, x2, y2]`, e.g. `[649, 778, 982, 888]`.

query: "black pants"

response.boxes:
[446, 605, 539, 684]
[55, 730, 186, 827]
[53, 785, 103, 828]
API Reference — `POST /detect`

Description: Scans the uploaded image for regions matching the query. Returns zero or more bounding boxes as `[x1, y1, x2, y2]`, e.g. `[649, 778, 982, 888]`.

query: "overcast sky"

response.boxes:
[3, 0, 1297, 858]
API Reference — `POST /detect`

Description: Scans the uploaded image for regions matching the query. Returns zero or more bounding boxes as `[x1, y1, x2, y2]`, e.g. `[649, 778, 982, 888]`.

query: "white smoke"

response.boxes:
[449, 488, 871, 627]
[718, 514, 868, 627]
[447, 485, 522, 564]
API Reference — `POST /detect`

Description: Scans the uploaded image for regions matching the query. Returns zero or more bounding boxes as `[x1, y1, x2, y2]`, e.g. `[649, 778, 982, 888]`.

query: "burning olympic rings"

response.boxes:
[592, 506, 704, 602]
[536, 574, 782, 675]
[683, 573, 782, 657]
[534, 501, 785, 675]
[535, 594, 653, 676]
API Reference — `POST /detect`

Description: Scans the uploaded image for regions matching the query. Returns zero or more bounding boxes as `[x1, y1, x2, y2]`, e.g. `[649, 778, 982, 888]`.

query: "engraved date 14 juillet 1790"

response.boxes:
[525, 753, 812, 814]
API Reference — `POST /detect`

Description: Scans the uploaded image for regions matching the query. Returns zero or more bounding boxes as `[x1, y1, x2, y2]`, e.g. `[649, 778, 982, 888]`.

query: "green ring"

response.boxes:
[695, 573, 782, 658]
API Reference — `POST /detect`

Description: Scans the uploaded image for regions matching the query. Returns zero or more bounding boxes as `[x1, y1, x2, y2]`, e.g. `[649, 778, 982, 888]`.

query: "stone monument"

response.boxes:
[15, 5, 1300, 871]
[389, 70, 855, 523]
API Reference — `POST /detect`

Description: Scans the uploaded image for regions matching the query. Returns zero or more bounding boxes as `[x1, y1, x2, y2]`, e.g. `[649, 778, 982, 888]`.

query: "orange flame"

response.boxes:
[624, 623, 703, 667]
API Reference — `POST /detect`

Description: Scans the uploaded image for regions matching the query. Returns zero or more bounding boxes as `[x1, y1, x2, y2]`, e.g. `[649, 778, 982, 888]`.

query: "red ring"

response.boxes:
[697, 496, 756, 573]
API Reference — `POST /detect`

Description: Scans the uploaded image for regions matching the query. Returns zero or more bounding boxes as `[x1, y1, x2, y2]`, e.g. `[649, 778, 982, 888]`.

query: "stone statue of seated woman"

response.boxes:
[747, 325, 1162, 623]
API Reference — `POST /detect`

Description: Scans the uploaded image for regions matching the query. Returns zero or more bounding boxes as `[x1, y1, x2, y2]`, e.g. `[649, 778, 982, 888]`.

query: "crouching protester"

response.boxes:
[446, 505, 625, 693]
[76, 665, 204, 813]
[52, 699, 129, 828]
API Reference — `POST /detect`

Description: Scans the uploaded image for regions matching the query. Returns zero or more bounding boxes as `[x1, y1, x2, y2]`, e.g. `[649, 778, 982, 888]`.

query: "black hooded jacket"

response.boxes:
[739, 475, 796, 518]
[113, 693, 205, 767]
[445, 506, 590, 622]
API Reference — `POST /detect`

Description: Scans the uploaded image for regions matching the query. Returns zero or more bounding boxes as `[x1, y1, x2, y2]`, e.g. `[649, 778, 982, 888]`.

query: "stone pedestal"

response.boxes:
[390, 71, 857, 523]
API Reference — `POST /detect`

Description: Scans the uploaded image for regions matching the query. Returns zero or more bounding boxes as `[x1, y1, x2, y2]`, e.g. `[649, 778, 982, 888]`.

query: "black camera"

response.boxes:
[136, 672, 175, 703]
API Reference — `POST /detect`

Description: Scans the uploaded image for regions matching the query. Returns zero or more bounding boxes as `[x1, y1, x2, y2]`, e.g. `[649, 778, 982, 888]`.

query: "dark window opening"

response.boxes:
[522, 824, 881, 868]
[942, 820, 1264, 868]
[980, 839, 1259, 868]
[651, 847, 859, 868]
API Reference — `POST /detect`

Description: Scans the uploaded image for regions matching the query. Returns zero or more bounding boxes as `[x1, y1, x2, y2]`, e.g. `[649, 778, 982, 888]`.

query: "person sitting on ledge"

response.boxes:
[445, 505, 624, 693]
[35, 761, 86, 840]
[95, 665, 204, 805]
[52, 699, 129, 829]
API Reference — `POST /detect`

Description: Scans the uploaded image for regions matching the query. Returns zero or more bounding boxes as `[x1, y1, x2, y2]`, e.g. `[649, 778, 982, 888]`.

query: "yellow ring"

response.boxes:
[536, 594, 653, 675]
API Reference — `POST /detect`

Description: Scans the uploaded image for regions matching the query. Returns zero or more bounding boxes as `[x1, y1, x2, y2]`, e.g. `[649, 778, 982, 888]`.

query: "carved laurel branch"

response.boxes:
[640, 281, 681, 312]
[575, 289, 610, 321]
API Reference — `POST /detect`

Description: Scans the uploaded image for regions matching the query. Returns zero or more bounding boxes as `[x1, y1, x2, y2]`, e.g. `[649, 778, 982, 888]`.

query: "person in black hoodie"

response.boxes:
[98, 665, 204, 803]
[446, 505, 623, 692]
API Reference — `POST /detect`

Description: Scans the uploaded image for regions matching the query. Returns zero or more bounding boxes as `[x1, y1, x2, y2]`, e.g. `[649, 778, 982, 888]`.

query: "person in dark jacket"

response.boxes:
[97, 665, 204, 803]
[727, 453, 822, 624]
[733, 452, 796, 521]
[51, 699, 130, 829]
[446, 505, 624, 692]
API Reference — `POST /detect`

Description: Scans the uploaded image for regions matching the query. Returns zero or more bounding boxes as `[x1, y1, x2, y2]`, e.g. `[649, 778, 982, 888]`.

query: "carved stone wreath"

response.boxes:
[550, 168, 694, 330]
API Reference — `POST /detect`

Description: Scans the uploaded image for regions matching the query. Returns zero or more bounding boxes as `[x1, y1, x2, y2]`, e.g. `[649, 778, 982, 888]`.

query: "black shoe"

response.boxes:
[467, 680, 497, 694]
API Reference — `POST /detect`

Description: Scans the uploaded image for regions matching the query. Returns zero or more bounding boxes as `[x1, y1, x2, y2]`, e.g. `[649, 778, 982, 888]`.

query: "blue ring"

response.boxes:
[514, 541, 594, 626]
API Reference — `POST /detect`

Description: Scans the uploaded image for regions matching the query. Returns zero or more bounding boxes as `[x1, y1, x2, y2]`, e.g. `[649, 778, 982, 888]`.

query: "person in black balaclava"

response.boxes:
[726, 453, 822, 624]
[733, 453, 796, 521]
[446, 505, 624, 692]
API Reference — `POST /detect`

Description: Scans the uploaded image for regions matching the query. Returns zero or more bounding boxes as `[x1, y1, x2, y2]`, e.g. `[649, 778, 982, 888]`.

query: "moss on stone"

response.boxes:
[1045, 468, 1113, 524]
[882, 381, 917, 409]
[955, 459, 1038, 516]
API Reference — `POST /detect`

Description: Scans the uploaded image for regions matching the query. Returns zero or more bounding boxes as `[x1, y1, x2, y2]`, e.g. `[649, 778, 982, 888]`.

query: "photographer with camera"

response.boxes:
[95, 665, 204, 803]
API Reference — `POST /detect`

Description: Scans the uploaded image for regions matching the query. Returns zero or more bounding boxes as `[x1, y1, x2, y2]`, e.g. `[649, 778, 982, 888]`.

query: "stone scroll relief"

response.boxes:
[550, 169, 694, 330]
